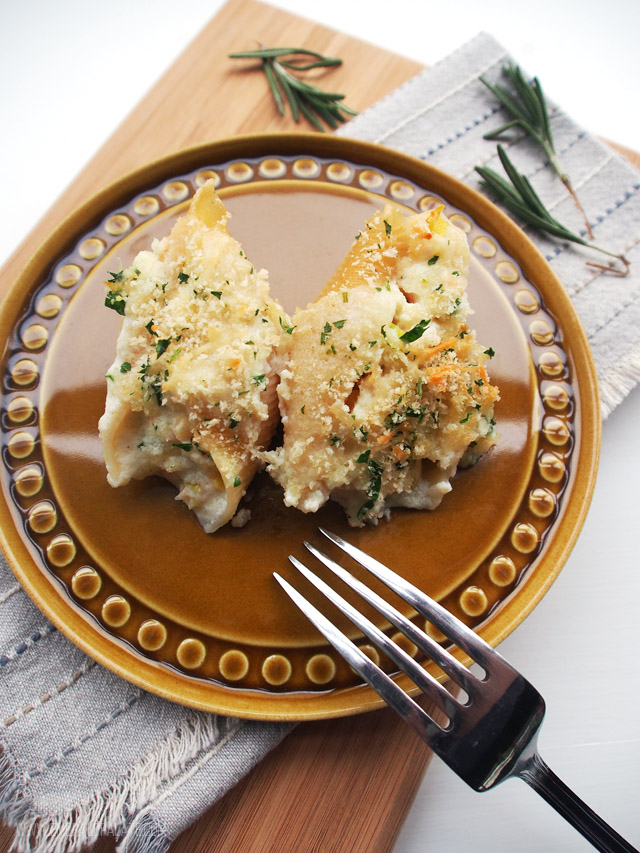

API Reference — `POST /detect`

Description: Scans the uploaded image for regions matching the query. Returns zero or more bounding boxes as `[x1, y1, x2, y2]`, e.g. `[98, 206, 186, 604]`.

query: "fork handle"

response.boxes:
[520, 751, 638, 852]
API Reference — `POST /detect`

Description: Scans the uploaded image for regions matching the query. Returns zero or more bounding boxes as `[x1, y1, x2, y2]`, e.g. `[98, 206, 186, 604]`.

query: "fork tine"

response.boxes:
[303, 541, 478, 695]
[319, 528, 500, 669]
[274, 571, 445, 741]
[287, 556, 460, 721]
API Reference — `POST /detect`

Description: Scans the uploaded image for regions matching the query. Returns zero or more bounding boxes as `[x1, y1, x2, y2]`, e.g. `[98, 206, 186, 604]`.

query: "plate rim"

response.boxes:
[0, 132, 601, 720]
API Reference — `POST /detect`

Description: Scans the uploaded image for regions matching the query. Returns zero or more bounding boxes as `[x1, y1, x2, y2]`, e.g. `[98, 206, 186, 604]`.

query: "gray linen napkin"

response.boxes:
[2, 31, 640, 853]
[0, 567, 290, 852]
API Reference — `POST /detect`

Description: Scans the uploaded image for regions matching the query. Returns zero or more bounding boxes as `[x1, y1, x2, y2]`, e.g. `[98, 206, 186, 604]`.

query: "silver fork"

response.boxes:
[274, 528, 638, 853]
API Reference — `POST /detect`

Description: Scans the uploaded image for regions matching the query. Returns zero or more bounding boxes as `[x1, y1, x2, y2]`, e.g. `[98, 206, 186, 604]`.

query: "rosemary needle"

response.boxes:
[228, 46, 357, 131]
[480, 63, 594, 239]
[476, 146, 629, 276]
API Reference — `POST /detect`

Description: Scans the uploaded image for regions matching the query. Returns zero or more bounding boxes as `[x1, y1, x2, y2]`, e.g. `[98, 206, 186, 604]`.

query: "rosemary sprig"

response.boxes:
[480, 63, 594, 239]
[476, 146, 629, 275]
[228, 46, 357, 131]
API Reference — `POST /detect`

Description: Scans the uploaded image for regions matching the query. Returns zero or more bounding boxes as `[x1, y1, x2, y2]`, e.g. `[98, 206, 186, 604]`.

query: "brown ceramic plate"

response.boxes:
[0, 134, 600, 720]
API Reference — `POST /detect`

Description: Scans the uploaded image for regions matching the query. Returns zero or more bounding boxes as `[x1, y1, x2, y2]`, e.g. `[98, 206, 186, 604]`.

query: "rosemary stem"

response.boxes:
[584, 242, 624, 261]
[481, 64, 596, 240]
[476, 150, 630, 276]
[559, 175, 596, 241]
[544, 146, 596, 240]
[228, 44, 355, 131]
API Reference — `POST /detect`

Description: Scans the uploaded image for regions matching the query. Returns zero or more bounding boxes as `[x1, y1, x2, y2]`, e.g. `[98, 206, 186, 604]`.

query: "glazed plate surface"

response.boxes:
[0, 134, 600, 719]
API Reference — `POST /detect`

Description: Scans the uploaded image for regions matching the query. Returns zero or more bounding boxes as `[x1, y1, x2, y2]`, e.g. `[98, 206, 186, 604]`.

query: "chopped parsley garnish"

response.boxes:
[384, 219, 392, 236]
[233, 476, 241, 487]
[177, 272, 189, 283]
[105, 373, 114, 382]
[320, 321, 332, 344]
[150, 378, 163, 406]
[105, 290, 127, 315]
[428, 255, 439, 265]
[399, 318, 430, 342]
[356, 449, 371, 464]
[452, 270, 460, 276]
[406, 405, 426, 422]
[145, 319, 158, 337]
[168, 347, 181, 363]
[120, 362, 131, 373]
[475, 378, 484, 386]
[484, 347, 495, 358]
[300, 405, 306, 414]
[107, 270, 123, 283]
[386, 410, 405, 427]
[229, 415, 240, 429]
[155, 338, 171, 358]
[357, 458, 383, 520]
[342, 292, 349, 303]
[211, 291, 222, 299]
[279, 316, 295, 334]
[333, 319, 347, 329]
[172, 442, 193, 451]
[330, 435, 340, 445]
[459, 413, 471, 424]
[252, 373, 266, 387]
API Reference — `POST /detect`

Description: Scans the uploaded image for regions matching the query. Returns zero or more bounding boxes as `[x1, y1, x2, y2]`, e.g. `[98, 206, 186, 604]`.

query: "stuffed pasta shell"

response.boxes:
[99, 181, 287, 533]
[265, 203, 499, 526]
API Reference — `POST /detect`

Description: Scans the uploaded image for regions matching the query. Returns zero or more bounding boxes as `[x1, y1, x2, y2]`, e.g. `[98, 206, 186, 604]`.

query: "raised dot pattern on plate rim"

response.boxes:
[0, 153, 577, 690]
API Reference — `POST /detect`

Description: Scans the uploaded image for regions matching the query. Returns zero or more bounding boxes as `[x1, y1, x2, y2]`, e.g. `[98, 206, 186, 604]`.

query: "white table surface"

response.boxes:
[1, 2, 639, 851]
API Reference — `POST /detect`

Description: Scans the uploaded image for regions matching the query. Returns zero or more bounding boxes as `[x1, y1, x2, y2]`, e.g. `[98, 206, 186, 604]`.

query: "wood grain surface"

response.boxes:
[0, 1, 637, 851]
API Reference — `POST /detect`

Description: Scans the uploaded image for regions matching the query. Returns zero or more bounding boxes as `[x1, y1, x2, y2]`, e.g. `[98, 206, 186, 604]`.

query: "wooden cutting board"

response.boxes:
[0, 1, 637, 850]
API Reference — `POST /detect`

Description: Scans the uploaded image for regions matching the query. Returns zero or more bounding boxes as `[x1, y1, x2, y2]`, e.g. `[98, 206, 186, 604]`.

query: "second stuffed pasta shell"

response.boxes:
[266, 204, 499, 526]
